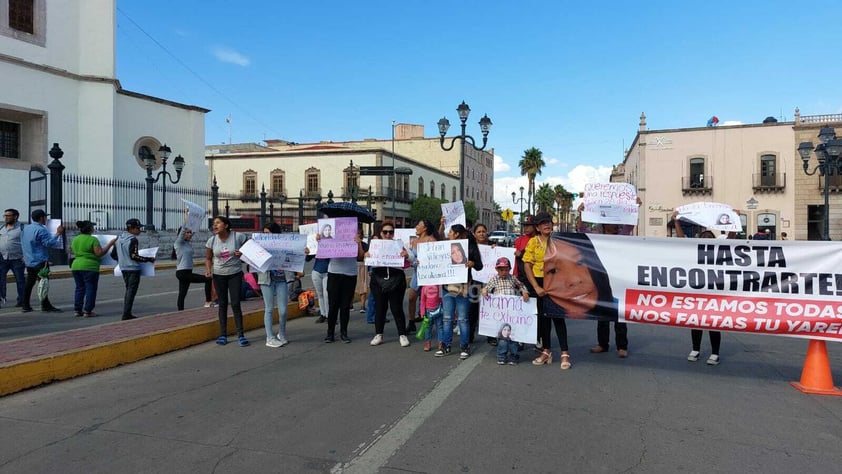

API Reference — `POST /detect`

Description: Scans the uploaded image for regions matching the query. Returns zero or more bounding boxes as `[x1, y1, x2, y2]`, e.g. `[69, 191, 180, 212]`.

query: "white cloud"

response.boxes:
[546, 158, 559, 165]
[212, 47, 251, 66]
[492, 164, 613, 211]
[493, 154, 510, 173]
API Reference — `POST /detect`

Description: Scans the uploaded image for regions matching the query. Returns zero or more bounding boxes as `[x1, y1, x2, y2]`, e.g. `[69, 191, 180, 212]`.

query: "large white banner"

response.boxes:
[580, 183, 638, 225]
[365, 239, 405, 268]
[544, 233, 842, 342]
[478, 295, 538, 344]
[472, 244, 516, 283]
[416, 239, 469, 285]
[247, 233, 308, 272]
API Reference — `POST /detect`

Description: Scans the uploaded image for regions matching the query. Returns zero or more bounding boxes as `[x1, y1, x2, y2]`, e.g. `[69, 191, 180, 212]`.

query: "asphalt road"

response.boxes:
[1, 299, 841, 473]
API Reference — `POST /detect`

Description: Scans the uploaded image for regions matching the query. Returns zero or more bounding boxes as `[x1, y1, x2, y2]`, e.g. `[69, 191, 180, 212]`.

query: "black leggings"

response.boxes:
[213, 272, 244, 337]
[536, 279, 568, 351]
[691, 330, 721, 354]
[327, 273, 356, 336]
[372, 278, 407, 336]
[176, 269, 212, 310]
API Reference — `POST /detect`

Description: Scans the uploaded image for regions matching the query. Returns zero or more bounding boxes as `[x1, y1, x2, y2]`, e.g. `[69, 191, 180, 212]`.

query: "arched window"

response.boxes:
[760, 154, 777, 187]
[430, 180, 435, 197]
[418, 177, 425, 196]
[270, 169, 285, 198]
[305, 167, 320, 196]
[243, 169, 257, 197]
[441, 183, 446, 199]
[689, 157, 705, 188]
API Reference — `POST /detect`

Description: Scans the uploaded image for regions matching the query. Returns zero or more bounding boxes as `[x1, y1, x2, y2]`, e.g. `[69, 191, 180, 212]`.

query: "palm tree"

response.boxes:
[553, 184, 574, 231]
[534, 183, 555, 213]
[518, 147, 545, 215]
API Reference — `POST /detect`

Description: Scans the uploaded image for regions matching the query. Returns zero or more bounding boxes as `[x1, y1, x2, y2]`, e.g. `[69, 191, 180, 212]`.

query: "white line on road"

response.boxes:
[331, 349, 486, 473]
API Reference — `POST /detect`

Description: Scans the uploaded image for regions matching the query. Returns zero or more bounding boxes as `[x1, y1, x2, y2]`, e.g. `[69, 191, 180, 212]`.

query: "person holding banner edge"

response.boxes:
[524, 212, 571, 369]
[673, 211, 722, 365]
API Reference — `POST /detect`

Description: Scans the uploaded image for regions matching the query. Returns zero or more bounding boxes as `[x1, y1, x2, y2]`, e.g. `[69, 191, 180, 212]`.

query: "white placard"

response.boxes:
[441, 201, 466, 234]
[472, 244, 517, 283]
[93, 234, 118, 266]
[675, 202, 742, 232]
[393, 228, 417, 250]
[580, 183, 638, 225]
[478, 295, 538, 344]
[239, 239, 273, 272]
[114, 246, 158, 277]
[365, 239, 405, 267]
[299, 223, 319, 254]
[181, 198, 207, 232]
[416, 239, 469, 285]
[249, 233, 308, 272]
[47, 219, 63, 249]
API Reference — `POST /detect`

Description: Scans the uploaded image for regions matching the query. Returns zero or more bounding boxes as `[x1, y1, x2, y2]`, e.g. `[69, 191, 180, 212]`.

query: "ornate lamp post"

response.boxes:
[143, 144, 185, 231]
[437, 101, 492, 201]
[798, 127, 842, 240]
[512, 186, 527, 227]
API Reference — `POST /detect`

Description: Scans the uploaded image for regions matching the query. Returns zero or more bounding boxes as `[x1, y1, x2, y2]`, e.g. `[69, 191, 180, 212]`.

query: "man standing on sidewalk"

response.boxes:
[114, 218, 155, 320]
[21, 209, 63, 313]
[0, 209, 26, 309]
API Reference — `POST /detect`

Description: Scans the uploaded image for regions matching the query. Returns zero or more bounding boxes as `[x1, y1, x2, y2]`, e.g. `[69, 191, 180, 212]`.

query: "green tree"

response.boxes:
[553, 184, 574, 231]
[534, 183, 555, 213]
[464, 200, 479, 225]
[408, 195, 445, 224]
[518, 147, 545, 215]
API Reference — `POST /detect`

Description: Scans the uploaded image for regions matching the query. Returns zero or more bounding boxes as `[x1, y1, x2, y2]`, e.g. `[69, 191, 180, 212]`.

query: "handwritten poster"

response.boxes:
[299, 223, 318, 254]
[393, 228, 417, 251]
[182, 198, 207, 232]
[581, 183, 638, 225]
[472, 244, 516, 283]
[416, 239, 469, 285]
[478, 295, 538, 344]
[239, 239, 273, 272]
[676, 202, 742, 232]
[441, 201, 466, 234]
[365, 239, 405, 267]
[316, 217, 359, 258]
[47, 219, 64, 249]
[248, 233, 308, 272]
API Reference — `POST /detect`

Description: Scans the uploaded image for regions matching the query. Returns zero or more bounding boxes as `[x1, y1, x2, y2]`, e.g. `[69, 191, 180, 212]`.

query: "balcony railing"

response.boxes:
[300, 187, 322, 198]
[823, 174, 842, 192]
[752, 173, 786, 192]
[681, 175, 713, 195]
[381, 187, 416, 203]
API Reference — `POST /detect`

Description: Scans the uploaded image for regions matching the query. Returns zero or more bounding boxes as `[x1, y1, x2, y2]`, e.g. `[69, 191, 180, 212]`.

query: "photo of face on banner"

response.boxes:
[450, 242, 467, 265]
[542, 233, 618, 321]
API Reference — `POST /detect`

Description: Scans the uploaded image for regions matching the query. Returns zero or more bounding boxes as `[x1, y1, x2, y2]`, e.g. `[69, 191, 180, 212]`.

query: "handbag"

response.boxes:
[373, 268, 403, 293]
[445, 282, 469, 297]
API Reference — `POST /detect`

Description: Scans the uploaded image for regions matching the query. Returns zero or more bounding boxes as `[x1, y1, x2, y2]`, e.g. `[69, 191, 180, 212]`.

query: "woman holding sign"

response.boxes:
[437, 223, 483, 359]
[174, 214, 214, 311]
[205, 216, 250, 347]
[368, 221, 412, 347]
[406, 219, 440, 336]
[257, 222, 290, 348]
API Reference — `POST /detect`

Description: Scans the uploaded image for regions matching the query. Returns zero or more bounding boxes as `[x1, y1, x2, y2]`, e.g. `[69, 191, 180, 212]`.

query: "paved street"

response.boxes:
[1, 293, 841, 473]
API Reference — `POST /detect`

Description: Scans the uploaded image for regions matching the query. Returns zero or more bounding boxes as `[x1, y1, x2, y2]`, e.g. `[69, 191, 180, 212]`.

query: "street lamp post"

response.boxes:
[143, 144, 185, 231]
[437, 101, 492, 201]
[512, 186, 526, 227]
[798, 126, 842, 240]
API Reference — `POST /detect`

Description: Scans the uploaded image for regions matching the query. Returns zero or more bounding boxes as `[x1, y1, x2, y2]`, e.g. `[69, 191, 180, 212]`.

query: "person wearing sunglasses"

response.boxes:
[367, 222, 411, 347]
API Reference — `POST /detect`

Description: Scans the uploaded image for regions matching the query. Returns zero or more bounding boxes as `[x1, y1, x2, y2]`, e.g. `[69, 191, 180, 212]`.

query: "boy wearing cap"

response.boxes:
[114, 218, 155, 320]
[482, 257, 529, 364]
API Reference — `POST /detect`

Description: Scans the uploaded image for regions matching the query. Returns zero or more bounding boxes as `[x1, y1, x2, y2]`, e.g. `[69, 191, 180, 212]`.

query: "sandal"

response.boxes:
[560, 353, 572, 370]
[238, 336, 250, 347]
[215, 336, 227, 346]
[532, 350, 552, 366]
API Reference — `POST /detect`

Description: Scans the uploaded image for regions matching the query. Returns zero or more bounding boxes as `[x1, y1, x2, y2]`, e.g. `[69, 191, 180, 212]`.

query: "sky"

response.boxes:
[115, 0, 842, 211]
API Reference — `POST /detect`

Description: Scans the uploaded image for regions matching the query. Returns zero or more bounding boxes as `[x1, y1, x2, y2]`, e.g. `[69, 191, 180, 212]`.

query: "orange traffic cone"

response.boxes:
[790, 339, 842, 396]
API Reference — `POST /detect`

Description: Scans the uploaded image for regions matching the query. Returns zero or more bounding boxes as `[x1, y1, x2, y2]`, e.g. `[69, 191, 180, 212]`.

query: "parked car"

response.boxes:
[488, 230, 514, 247]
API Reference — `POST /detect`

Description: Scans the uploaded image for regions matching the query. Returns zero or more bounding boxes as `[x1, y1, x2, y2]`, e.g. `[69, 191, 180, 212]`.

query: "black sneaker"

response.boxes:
[21, 306, 33, 313]
[324, 335, 335, 343]
[434, 345, 451, 357]
[122, 315, 137, 320]
[340, 333, 351, 343]
[315, 316, 327, 324]
[459, 346, 471, 360]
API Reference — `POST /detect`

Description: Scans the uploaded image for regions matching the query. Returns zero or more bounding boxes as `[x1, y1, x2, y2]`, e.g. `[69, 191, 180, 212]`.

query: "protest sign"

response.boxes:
[93, 235, 118, 266]
[416, 239, 469, 285]
[316, 217, 359, 258]
[299, 223, 318, 254]
[472, 244, 516, 283]
[181, 198, 207, 231]
[676, 202, 742, 232]
[47, 219, 63, 249]
[248, 232, 308, 272]
[114, 247, 158, 277]
[580, 183, 638, 225]
[239, 239, 273, 272]
[441, 201, 466, 234]
[478, 295, 538, 344]
[365, 239, 405, 267]
[543, 232, 842, 342]
[393, 228, 417, 250]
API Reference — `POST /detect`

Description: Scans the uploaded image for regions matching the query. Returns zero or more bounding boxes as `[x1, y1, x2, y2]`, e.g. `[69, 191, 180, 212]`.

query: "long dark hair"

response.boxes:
[543, 232, 617, 321]
[213, 215, 232, 233]
[417, 218, 440, 241]
[263, 221, 281, 234]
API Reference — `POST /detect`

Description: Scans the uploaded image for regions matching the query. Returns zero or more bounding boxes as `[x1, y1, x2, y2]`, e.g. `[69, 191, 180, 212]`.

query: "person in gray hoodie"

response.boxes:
[113, 218, 155, 320]
[174, 223, 213, 310]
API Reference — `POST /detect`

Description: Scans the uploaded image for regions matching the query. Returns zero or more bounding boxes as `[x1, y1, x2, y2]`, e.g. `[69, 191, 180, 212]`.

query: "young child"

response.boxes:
[419, 284, 443, 352]
[482, 257, 530, 365]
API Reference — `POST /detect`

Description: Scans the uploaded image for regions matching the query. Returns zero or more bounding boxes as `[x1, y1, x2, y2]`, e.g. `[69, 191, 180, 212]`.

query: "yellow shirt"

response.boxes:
[523, 235, 548, 277]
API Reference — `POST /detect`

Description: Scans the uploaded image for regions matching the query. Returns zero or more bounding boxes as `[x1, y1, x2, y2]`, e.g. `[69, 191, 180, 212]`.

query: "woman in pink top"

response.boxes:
[419, 284, 443, 352]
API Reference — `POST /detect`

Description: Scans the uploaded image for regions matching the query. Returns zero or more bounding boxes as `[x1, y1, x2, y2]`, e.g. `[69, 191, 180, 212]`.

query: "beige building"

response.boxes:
[617, 113, 795, 238]
[293, 123, 497, 227]
[205, 142, 459, 229]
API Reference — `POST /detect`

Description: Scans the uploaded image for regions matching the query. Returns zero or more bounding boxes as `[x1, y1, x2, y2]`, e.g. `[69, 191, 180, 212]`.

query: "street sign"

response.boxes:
[501, 208, 514, 221]
[359, 166, 394, 176]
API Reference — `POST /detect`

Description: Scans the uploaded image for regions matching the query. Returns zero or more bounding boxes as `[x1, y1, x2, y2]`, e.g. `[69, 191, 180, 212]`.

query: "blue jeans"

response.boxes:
[497, 338, 519, 362]
[0, 257, 25, 305]
[366, 290, 375, 323]
[261, 280, 289, 342]
[440, 292, 470, 349]
[72, 270, 100, 313]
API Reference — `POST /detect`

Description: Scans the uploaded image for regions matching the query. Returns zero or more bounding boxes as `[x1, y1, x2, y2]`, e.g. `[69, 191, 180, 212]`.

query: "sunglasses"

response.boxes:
[381, 229, 395, 235]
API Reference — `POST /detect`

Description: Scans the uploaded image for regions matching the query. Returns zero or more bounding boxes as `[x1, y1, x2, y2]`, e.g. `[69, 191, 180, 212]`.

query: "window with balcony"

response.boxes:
[0, 120, 21, 159]
[242, 170, 257, 197]
[270, 169, 285, 198]
[343, 164, 359, 198]
[689, 157, 705, 188]
[305, 167, 320, 197]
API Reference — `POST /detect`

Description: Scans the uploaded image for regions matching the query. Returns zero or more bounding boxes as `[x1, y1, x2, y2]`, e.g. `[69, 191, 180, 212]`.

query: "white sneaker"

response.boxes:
[265, 338, 282, 348]
[687, 350, 700, 362]
[277, 337, 289, 347]
[370, 334, 383, 346]
[454, 325, 460, 336]
[399, 335, 410, 347]
[706, 354, 720, 366]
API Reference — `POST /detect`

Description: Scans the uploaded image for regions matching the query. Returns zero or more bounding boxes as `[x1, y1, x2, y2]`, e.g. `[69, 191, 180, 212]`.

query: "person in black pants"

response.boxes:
[368, 222, 410, 347]
[322, 229, 365, 343]
[174, 225, 213, 310]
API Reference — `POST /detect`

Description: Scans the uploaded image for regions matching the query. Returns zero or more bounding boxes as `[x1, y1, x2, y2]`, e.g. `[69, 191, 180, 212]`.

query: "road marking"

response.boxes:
[331, 349, 486, 473]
